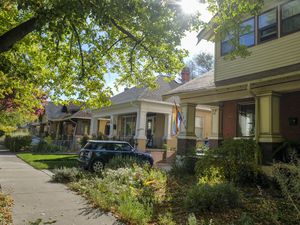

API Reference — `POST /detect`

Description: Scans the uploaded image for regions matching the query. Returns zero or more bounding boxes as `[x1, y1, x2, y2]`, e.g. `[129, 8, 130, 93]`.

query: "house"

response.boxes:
[29, 102, 91, 144]
[164, 0, 300, 162]
[90, 71, 212, 153]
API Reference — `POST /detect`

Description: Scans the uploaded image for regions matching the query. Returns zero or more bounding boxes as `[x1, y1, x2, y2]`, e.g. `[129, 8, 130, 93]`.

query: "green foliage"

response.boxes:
[184, 183, 240, 212]
[0, 0, 198, 124]
[105, 155, 147, 170]
[273, 141, 300, 163]
[118, 194, 153, 225]
[52, 167, 83, 183]
[79, 135, 89, 147]
[230, 213, 254, 225]
[158, 212, 176, 225]
[170, 156, 198, 178]
[4, 134, 31, 151]
[0, 191, 13, 225]
[31, 140, 65, 153]
[273, 160, 300, 218]
[195, 139, 263, 185]
[70, 166, 167, 224]
[187, 213, 198, 225]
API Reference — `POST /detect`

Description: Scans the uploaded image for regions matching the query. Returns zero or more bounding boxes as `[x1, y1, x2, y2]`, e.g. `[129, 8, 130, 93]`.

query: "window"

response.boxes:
[221, 33, 235, 56]
[195, 116, 204, 139]
[121, 115, 136, 137]
[237, 104, 255, 137]
[239, 18, 255, 47]
[281, 0, 300, 35]
[258, 8, 278, 43]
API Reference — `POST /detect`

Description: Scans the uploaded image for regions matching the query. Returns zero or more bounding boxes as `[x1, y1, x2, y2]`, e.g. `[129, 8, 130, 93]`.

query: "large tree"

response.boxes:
[0, 0, 264, 130]
[0, 0, 201, 129]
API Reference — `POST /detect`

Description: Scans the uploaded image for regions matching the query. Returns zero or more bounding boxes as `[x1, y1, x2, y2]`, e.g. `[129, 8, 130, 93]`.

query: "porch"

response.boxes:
[91, 100, 176, 151]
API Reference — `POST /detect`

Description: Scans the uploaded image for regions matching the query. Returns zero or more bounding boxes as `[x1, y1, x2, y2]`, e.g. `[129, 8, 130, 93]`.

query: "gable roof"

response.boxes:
[164, 70, 215, 97]
[44, 102, 81, 120]
[111, 75, 181, 105]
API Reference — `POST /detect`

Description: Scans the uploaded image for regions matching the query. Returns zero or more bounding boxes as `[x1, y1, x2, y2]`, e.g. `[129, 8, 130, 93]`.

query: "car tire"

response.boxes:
[91, 160, 104, 173]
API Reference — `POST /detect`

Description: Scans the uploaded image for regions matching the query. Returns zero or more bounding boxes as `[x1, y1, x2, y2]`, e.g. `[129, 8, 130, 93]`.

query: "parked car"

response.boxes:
[78, 140, 154, 172]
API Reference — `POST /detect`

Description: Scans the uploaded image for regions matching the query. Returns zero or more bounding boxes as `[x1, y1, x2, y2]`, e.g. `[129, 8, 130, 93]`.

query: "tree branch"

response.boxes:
[0, 17, 38, 53]
[71, 24, 85, 80]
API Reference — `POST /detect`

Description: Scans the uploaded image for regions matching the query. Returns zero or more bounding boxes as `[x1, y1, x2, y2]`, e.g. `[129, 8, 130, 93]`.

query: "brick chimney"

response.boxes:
[181, 67, 190, 83]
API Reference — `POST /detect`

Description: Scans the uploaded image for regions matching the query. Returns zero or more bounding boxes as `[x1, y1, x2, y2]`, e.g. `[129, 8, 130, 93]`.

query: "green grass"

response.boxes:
[17, 153, 78, 170]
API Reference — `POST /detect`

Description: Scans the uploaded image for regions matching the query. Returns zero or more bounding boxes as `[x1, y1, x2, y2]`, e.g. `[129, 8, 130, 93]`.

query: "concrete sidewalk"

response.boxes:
[0, 146, 119, 225]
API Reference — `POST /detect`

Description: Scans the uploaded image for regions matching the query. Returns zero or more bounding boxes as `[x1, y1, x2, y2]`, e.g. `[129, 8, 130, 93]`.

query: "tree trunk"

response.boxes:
[0, 17, 37, 53]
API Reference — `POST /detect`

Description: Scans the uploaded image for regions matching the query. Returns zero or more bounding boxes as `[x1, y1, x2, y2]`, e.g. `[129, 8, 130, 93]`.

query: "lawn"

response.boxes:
[17, 153, 78, 170]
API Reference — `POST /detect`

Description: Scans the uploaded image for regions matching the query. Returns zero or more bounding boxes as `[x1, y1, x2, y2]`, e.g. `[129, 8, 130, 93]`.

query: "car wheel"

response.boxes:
[91, 160, 104, 172]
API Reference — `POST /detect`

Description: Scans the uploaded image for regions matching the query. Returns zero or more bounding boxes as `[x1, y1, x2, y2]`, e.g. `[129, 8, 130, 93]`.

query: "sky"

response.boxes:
[105, 0, 214, 95]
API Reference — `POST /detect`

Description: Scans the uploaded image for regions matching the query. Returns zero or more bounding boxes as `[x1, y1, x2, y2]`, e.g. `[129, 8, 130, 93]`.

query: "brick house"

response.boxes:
[164, 0, 300, 162]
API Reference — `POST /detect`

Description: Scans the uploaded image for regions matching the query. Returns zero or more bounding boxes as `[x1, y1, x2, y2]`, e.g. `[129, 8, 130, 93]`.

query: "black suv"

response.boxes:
[78, 140, 154, 172]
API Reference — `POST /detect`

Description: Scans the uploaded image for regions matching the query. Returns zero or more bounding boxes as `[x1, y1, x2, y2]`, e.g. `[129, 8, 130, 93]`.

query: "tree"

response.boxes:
[0, 0, 201, 129]
[0, 0, 264, 130]
[186, 52, 213, 78]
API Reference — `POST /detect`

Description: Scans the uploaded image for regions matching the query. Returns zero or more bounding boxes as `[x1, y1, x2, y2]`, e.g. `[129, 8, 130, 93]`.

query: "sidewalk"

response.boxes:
[0, 145, 119, 225]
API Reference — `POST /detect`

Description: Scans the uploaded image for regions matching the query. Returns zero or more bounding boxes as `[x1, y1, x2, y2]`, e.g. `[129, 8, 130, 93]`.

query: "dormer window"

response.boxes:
[281, 0, 300, 36]
[258, 8, 278, 43]
[221, 33, 234, 56]
[239, 18, 255, 47]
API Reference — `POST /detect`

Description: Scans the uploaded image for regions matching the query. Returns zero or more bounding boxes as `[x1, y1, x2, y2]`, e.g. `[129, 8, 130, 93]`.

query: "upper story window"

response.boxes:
[239, 18, 255, 47]
[281, 0, 300, 36]
[221, 33, 235, 56]
[258, 8, 278, 43]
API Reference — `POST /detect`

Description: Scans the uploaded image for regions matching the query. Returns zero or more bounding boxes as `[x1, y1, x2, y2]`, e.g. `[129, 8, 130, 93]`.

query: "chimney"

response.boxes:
[181, 67, 190, 83]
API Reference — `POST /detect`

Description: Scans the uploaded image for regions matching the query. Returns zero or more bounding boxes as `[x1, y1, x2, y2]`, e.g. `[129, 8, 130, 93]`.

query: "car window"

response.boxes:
[84, 142, 98, 150]
[102, 143, 114, 151]
[113, 143, 132, 151]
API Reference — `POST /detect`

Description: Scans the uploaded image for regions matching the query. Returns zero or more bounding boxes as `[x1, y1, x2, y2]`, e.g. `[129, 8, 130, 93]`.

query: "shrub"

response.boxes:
[187, 213, 197, 225]
[158, 212, 176, 225]
[4, 135, 32, 152]
[70, 166, 167, 223]
[195, 139, 262, 185]
[273, 160, 300, 217]
[105, 155, 147, 170]
[31, 140, 65, 153]
[184, 183, 240, 212]
[118, 194, 153, 225]
[230, 213, 255, 225]
[0, 191, 13, 225]
[52, 167, 83, 183]
[80, 135, 89, 147]
[170, 156, 197, 177]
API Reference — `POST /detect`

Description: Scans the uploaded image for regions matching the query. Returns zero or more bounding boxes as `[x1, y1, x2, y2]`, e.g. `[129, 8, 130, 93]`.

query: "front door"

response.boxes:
[146, 116, 155, 148]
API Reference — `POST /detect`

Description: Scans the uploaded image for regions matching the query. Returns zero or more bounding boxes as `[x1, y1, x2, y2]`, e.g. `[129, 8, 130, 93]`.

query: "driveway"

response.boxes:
[0, 146, 120, 225]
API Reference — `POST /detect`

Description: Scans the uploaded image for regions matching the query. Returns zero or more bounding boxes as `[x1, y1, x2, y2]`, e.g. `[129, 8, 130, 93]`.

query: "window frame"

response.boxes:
[236, 102, 256, 138]
[257, 7, 279, 44]
[239, 17, 256, 48]
[280, 0, 300, 37]
[221, 33, 235, 56]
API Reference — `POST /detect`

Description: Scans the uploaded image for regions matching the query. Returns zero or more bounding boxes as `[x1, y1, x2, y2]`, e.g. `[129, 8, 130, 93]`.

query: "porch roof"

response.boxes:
[163, 70, 215, 98]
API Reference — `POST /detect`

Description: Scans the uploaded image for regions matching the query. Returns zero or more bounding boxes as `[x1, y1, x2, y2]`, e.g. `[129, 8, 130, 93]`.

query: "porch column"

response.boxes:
[135, 110, 147, 151]
[163, 113, 172, 147]
[108, 115, 115, 139]
[177, 103, 197, 155]
[209, 104, 223, 148]
[256, 92, 283, 162]
[90, 117, 98, 137]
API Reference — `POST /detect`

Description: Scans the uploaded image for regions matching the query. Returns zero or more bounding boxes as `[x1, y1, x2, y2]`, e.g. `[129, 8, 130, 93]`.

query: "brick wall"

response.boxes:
[280, 91, 300, 142]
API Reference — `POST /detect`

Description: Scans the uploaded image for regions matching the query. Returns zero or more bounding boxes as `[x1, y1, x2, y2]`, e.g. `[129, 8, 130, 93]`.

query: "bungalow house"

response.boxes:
[90, 72, 212, 153]
[164, 0, 300, 162]
[29, 102, 91, 148]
